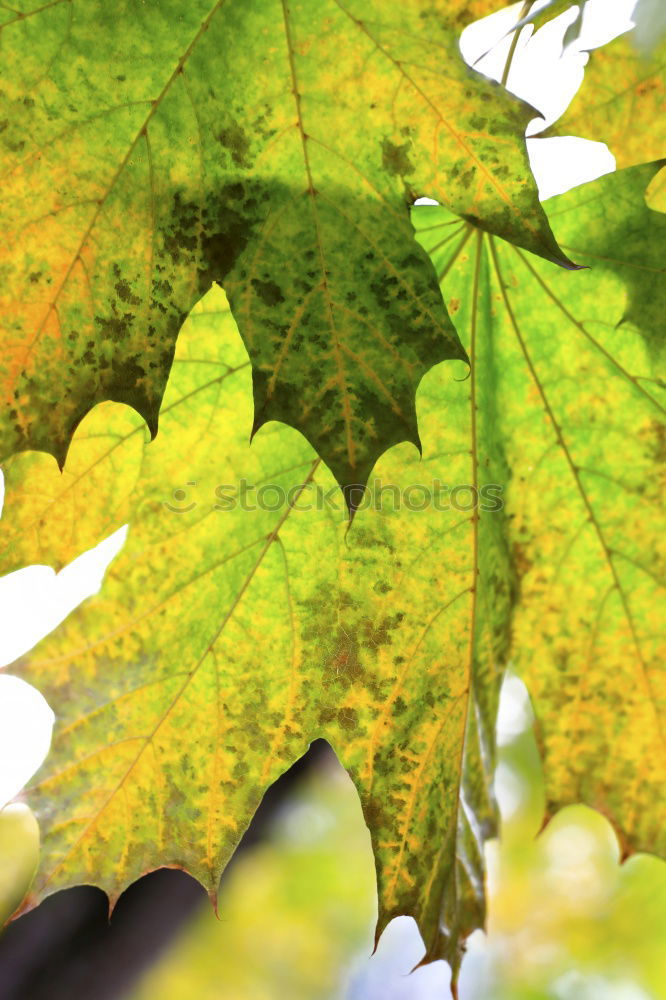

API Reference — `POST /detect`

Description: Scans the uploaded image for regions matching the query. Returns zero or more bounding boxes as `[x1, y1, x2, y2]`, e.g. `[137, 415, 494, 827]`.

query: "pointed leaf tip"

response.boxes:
[3, 0, 575, 478]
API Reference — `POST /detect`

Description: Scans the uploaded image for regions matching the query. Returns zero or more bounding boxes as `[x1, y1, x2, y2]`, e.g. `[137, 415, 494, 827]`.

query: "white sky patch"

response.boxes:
[345, 915, 451, 999]
[494, 760, 526, 819]
[0, 524, 128, 669]
[460, 0, 636, 197]
[0, 523, 127, 795]
[496, 672, 532, 744]
[0, 675, 54, 808]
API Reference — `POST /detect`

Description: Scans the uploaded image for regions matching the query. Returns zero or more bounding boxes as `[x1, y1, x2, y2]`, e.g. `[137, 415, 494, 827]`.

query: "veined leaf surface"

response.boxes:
[0, 0, 574, 504]
[1, 286, 511, 979]
[417, 162, 666, 859]
[1, 165, 663, 983]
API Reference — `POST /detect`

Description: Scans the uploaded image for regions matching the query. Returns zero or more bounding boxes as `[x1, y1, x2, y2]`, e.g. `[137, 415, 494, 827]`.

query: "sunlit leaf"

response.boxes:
[539, 28, 666, 166]
[417, 162, 666, 861]
[131, 762, 378, 1000]
[1, 164, 663, 988]
[0, 0, 575, 504]
[0, 282, 511, 980]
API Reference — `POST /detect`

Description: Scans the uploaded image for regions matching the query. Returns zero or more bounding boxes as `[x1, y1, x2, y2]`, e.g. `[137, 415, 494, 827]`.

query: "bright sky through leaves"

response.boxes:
[0, 3, 661, 996]
[0, 0, 582, 509]
[2, 155, 663, 983]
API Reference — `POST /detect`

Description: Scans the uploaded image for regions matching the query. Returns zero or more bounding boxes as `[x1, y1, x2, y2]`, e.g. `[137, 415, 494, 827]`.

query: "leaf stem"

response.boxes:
[500, 0, 535, 88]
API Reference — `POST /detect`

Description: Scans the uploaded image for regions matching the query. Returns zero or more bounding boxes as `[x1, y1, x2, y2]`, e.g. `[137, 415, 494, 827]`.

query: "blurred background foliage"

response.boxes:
[2, 677, 664, 998]
[41, 676, 658, 1000]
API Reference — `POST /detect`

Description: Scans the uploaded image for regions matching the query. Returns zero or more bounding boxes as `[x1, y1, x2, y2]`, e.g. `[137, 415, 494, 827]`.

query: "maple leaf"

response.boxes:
[534, 17, 666, 216]
[538, 27, 666, 166]
[0, 0, 575, 508]
[416, 161, 666, 861]
[0, 287, 510, 980]
[1, 162, 664, 987]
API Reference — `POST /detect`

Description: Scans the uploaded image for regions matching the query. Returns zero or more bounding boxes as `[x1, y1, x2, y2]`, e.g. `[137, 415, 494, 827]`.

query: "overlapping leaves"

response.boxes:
[416, 164, 665, 860]
[0, 286, 510, 978]
[539, 26, 666, 166]
[1, 163, 664, 982]
[0, 0, 575, 505]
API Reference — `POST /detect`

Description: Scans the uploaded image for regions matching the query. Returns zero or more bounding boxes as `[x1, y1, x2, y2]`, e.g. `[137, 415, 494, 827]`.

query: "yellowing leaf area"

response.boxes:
[0, 1, 664, 990]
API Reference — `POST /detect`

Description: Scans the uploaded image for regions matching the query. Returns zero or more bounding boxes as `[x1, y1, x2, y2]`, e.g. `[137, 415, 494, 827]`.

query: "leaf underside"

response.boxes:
[416, 164, 666, 863]
[0, 0, 575, 507]
[1, 164, 664, 982]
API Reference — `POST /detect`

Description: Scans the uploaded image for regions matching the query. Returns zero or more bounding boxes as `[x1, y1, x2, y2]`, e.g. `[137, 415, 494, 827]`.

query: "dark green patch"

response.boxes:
[393, 696, 408, 716]
[216, 117, 253, 169]
[337, 707, 358, 731]
[381, 138, 415, 177]
[251, 278, 284, 307]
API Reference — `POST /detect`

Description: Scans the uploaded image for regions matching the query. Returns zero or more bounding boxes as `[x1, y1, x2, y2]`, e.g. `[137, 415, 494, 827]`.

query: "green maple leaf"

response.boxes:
[0, 289, 510, 978]
[415, 162, 665, 862]
[1, 163, 663, 986]
[0, 0, 575, 508]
